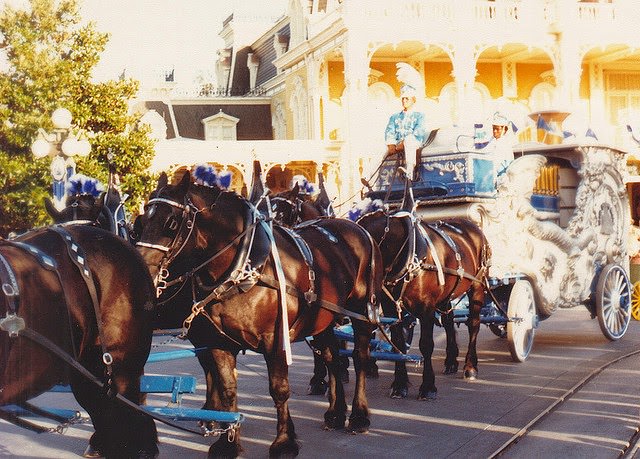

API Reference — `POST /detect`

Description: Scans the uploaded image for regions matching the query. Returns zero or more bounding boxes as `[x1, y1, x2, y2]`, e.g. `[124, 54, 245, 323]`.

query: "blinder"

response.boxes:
[136, 196, 204, 294]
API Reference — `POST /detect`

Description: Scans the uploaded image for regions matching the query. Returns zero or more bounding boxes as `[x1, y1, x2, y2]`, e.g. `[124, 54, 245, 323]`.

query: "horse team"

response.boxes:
[0, 166, 490, 458]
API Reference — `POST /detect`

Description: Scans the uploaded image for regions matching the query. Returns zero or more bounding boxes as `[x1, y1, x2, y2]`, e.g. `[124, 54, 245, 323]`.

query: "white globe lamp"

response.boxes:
[51, 108, 72, 130]
[31, 138, 51, 158]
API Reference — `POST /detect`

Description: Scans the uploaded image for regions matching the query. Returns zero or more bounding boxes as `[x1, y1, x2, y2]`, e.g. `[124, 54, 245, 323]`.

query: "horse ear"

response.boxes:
[96, 191, 107, 208]
[248, 160, 265, 204]
[400, 176, 415, 212]
[178, 170, 191, 191]
[157, 172, 168, 190]
[44, 197, 62, 222]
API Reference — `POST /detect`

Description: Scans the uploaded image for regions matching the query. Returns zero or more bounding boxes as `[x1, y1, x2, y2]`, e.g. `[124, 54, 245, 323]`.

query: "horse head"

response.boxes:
[137, 171, 258, 294]
[271, 183, 303, 226]
[45, 193, 106, 225]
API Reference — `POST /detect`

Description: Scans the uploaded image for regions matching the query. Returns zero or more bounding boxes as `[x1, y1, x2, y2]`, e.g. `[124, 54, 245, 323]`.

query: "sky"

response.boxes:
[80, 0, 286, 83]
[1, 0, 286, 84]
[80, 0, 233, 83]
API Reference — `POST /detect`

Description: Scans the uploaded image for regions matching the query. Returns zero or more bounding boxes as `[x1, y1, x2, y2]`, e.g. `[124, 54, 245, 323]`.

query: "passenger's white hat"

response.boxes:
[492, 112, 509, 126]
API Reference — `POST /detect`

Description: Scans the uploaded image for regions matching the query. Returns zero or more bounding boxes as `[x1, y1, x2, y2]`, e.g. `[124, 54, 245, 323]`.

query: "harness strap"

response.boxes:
[0, 253, 20, 317]
[417, 222, 445, 285]
[48, 226, 115, 389]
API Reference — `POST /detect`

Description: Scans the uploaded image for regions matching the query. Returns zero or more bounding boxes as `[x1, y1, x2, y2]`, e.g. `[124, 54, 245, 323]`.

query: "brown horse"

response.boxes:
[0, 225, 158, 458]
[135, 172, 383, 457]
[271, 181, 353, 395]
[357, 192, 490, 400]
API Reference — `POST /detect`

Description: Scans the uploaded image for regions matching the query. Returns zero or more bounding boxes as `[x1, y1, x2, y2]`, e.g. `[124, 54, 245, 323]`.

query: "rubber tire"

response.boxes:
[506, 280, 536, 362]
[595, 263, 631, 341]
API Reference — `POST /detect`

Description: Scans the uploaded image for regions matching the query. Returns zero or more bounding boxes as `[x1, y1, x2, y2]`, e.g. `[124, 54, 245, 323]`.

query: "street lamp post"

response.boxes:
[31, 108, 91, 210]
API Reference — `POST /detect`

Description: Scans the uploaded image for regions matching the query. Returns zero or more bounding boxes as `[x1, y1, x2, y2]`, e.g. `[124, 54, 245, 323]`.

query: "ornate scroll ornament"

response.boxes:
[422, 160, 465, 182]
[481, 146, 628, 313]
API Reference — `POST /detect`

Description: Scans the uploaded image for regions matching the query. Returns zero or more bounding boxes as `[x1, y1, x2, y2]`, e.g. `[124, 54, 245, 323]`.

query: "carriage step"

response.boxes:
[9, 375, 244, 427]
[1, 405, 80, 422]
[143, 406, 244, 424]
[50, 375, 198, 404]
[339, 349, 423, 363]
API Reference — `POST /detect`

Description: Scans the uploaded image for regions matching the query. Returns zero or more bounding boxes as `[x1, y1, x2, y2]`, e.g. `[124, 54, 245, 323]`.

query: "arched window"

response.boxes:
[529, 82, 556, 112]
[290, 76, 309, 139]
[272, 100, 286, 139]
[439, 82, 491, 124]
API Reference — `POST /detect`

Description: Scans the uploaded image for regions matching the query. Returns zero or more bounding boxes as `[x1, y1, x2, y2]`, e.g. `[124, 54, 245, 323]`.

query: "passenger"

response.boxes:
[488, 112, 515, 178]
[384, 76, 427, 180]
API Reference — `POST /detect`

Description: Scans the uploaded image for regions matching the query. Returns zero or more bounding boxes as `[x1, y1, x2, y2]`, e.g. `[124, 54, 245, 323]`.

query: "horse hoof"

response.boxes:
[443, 364, 459, 375]
[307, 379, 328, 396]
[268, 439, 300, 458]
[346, 416, 370, 434]
[389, 387, 408, 399]
[208, 437, 242, 458]
[417, 390, 437, 401]
[82, 445, 104, 458]
[464, 369, 478, 381]
[365, 362, 379, 379]
[323, 413, 346, 430]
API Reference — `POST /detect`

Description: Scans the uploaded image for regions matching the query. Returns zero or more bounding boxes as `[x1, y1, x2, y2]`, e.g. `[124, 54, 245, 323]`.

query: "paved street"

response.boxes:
[2, 306, 640, 458]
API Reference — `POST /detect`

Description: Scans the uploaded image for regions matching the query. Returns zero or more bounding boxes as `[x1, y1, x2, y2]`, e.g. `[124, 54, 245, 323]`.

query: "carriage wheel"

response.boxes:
[595, 264, 631, 340]
[631, 281, 640, 321]
[506, 280, 536, 362]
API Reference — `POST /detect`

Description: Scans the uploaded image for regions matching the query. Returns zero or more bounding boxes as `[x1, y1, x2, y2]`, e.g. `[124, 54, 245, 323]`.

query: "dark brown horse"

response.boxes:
[135, 172, 383, 457]
[0, 225, 158, 458]
[357, 191, 490, 400]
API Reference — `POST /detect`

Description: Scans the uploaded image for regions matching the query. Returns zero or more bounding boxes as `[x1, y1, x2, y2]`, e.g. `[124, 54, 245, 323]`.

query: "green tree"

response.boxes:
[0, 0, 157, 237]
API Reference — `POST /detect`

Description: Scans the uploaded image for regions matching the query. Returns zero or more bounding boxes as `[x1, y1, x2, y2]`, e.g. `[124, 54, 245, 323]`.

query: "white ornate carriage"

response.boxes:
[368, 137, 632, 361]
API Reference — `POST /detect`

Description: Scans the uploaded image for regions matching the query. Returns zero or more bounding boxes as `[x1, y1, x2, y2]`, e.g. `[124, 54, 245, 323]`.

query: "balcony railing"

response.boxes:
[309, 0, 639, 41]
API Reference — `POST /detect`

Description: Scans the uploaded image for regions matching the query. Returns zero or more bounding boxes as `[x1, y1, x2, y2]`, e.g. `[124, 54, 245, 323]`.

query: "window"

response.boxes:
[202, 110, 239, 141]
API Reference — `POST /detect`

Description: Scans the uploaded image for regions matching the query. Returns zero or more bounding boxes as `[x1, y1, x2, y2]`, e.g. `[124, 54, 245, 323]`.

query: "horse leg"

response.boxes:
[313, 328, 347, 430]
[72, 351, 158, 459]
[463, 287, 483, 380]
[265, 352, 299, 457]
[307, 344, 328, 396]
[389, 322, 409, 399]
[441, 308, 459, 375]
[205, 349, 243, 459]
[417, 311, 437, 400]
[196, 350, 222, 411]
[347, 321, 371, 433]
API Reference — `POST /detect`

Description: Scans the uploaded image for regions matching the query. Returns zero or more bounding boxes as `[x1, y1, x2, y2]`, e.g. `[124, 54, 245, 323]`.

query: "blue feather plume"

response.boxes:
[347, 198, 384, 221]
[66, 174, 105, 197]
[193, 164, 232, 189]
[217, 170, 232, 189]
[291, 175, 315, 194]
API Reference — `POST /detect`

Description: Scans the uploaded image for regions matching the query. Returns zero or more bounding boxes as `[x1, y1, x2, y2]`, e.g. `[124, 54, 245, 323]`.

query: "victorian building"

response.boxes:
[133, 0, 640, 212]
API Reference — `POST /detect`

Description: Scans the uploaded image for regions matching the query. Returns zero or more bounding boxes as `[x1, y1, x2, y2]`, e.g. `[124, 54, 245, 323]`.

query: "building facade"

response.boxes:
[135, 0, 640, 212]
